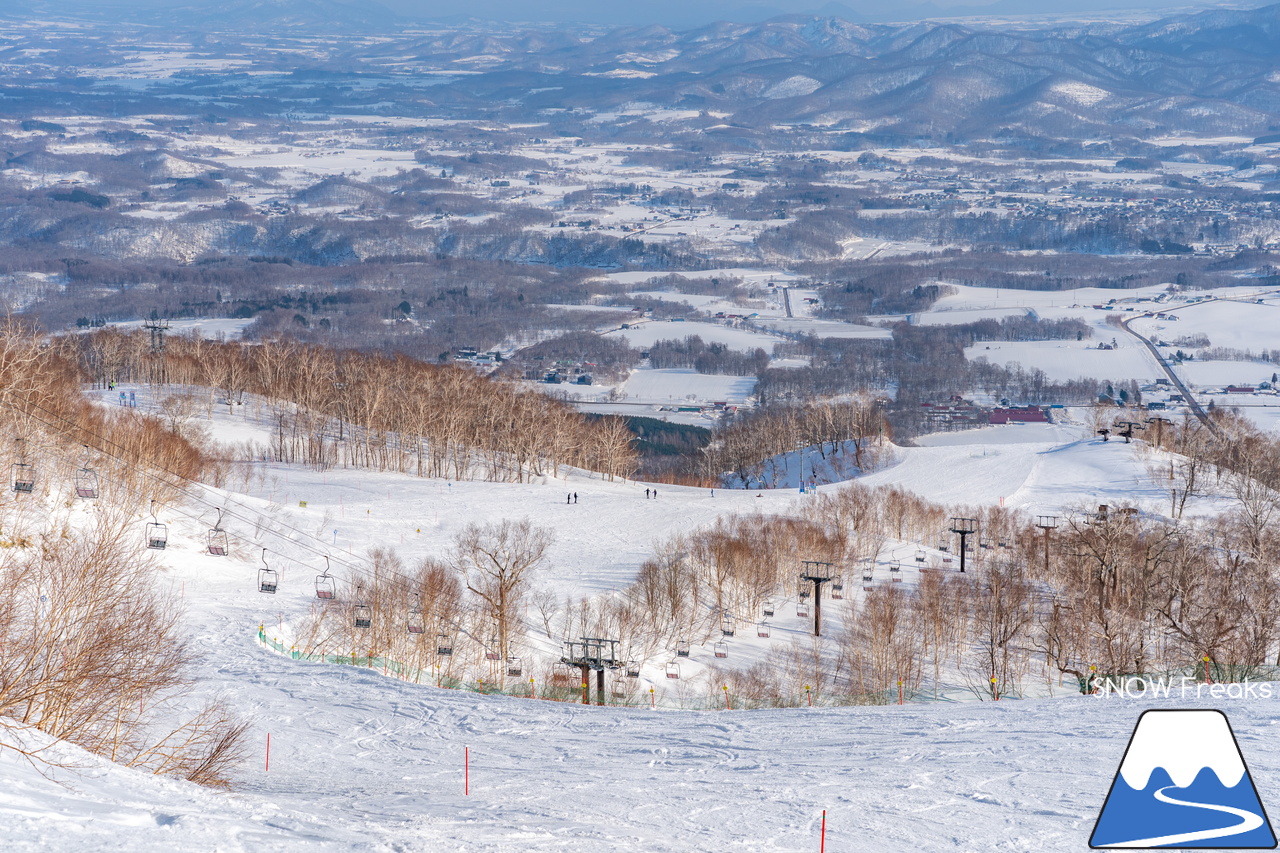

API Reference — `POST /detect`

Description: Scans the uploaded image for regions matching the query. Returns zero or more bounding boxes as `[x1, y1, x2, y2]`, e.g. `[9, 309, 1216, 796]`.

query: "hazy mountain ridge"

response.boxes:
[333, 4, 1280, 138]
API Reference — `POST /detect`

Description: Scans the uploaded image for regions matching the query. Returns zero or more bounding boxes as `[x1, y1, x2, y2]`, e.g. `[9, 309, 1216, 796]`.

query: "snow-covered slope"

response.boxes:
[2, 388, 1268, 851]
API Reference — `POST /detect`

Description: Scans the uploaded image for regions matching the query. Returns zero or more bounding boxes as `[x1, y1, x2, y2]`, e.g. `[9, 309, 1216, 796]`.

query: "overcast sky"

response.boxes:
[41, 0, 1243, 28]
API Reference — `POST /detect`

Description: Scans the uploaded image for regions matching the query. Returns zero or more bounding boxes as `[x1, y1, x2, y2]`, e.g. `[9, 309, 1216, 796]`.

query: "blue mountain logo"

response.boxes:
[1091, 709, 1276, 848]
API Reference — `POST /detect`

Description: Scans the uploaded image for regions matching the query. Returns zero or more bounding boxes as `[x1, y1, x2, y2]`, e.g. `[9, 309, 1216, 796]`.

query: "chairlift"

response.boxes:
[12, 461, 33, 493]
[936, 537, 949, 553]
[889, 564, 902, 583]
[485, 636, 501, 661]
[714, 641, 728, 659]
[762, 599, 775, 618]
[11, 438, 33, 493]
[720, 613, 735, 637]
[315, 557, 336, 600]
[623, 660, 640, 678]
[862, 567, 874, 582]
[915, 549, 926, 563]
[145, 500, 167, 550]
[436, 633, 453, 656]
[799, 587, 811, 602]
[675, 639, 690, 658]
[407, 595, 425, 634]
[979, 538, 992, 550]
[507, 656, 523, 677]
[207, 509, 228, 556]
[831, 576, 844, 600]
[75, 466, 99, 499]
[998, 539, 1010, 549]
[797, 600, 810, 618]
[353, 584, 371, 629]
[666, 661, 681, 679]
[757, 621, 771, 638]
[258, 549, 278, 594]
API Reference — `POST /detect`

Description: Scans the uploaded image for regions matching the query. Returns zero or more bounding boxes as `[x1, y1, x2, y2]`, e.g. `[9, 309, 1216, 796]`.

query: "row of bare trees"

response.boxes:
[71, 330, 637, 484]
[0, 324, 248, 785]
[291, 520, 554, 689]
[709, 397, 888, 486]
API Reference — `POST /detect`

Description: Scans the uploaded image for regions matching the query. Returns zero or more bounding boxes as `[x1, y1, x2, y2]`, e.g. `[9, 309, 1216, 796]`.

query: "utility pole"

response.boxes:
[799, 560, 835, 636]
[950, 518, 977, 573]
[560, 637, 620, 705]
[1035, 515, 1057, 576]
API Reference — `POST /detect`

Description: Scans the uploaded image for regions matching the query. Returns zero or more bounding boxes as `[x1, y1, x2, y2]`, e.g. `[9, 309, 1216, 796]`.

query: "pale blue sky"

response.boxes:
[31, 0, 1244, 28]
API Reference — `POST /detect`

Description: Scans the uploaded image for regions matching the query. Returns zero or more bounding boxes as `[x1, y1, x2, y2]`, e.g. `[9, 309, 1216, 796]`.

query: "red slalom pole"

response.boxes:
[1203, 655, 1211, 684]
[465, 746, 469, 796]
[898, 679, 903, 705]
[723, 685, 731, 710]
[265, 732, 271, 772]
[820, 809, 827, 853]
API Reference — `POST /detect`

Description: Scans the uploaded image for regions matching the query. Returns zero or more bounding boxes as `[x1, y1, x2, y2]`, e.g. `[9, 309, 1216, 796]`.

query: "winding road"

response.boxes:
[1105, 785, 1265, 848]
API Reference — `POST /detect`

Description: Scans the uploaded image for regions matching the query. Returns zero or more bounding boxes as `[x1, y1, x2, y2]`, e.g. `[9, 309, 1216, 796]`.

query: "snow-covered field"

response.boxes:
[4, 394, 1273, 852]
[19, 357, 1280, 853]
[603, 320, 785, 354]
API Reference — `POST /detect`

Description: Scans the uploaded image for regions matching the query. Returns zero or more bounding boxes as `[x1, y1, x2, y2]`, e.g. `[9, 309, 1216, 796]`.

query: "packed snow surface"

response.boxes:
[2, 393, 1272, 851]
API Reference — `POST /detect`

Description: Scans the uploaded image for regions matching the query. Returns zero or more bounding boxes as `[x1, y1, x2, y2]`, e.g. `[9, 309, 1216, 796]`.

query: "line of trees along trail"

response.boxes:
[73, 330, 637, 484]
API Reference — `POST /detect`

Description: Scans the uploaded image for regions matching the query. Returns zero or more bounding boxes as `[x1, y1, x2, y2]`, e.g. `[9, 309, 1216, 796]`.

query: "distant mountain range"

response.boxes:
[4, 1, 1279, 139]
[374, 3, 1280, 139]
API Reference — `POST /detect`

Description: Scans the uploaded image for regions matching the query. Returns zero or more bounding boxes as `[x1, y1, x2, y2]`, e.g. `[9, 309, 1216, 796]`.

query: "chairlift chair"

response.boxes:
[207, 509, 228, 556]
[623, 660, 640, 678]
[762, 599, 775, 617]
[714, 641, 728, 659]
[915, 549, 926, 563]
[757, 621, 771, 638]
[145, 505, 168, 551]
[353, 584, 372, 628]
[889, 564, 902, 583]
[831, 576, 844, 600]
[675, 639, 690, 658]
[257, 548, 277, 589]
[797, 600, 810, 618]
[436, 633, 453, 656]
[315, 557, 336, 600]
[407, 605, 425, 635]
[507, 657, 523, 677]
[720, 614, 735, 637]
[75, 466, 99, 499]
[979, 538, 991, 550]
[665, 661, 681, 679]
[485, 636, 501, 661]
[936, 537, 949, 553]
[12, 462, 33, 493]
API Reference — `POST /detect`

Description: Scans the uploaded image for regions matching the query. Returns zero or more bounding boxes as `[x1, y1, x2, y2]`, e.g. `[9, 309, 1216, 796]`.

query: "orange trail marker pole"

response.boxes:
[820, 809, 827, 853]
[1204, 656, 1212, 684]
[723, 685, 731, 710]
[898, 679, 903, 705]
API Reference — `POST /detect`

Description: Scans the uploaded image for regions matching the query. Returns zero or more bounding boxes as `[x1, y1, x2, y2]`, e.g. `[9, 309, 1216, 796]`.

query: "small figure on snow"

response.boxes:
[567, 493, 571, 504]
[573, 492, 578, 504]
[645, 488, 650, 499]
